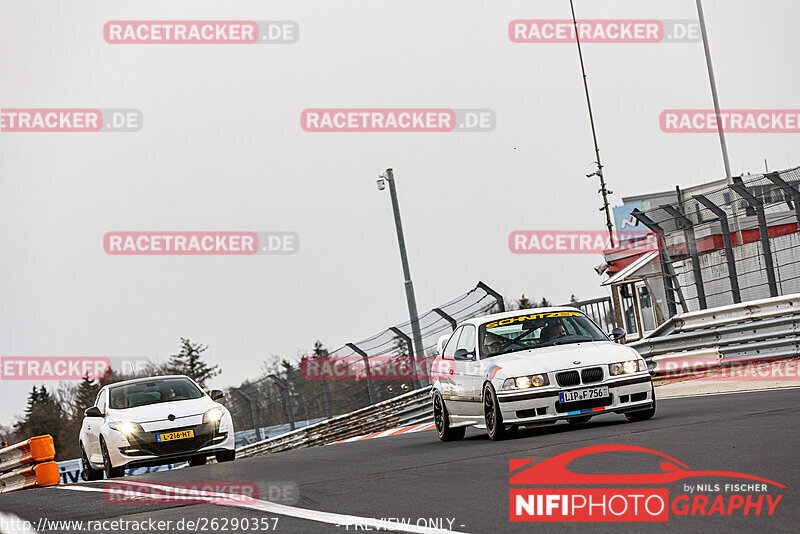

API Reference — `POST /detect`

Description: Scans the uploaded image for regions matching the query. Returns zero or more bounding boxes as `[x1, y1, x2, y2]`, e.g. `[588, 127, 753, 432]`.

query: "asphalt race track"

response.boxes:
[2, 388, 798, 534]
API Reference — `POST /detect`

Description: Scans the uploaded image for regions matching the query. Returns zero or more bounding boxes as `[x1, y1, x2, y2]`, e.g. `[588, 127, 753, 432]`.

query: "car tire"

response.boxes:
[567, 416, 592, 425]
[100, 438, 125, 479]
[432, 390, 465, 442]
[483, 383, 507, 441]
[215, 450, 236, 463]
[625, 384, 656, 422]
[81, 445, 103, 481]
[188, 455, 207, 467]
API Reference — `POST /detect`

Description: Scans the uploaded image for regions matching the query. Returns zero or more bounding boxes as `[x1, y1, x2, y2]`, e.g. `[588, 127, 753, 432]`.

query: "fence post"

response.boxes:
[765, 171, 800, 230]
[477, 281, 505, 312]
[346, 342, 375, 404]
[268, 375, 296, 430]
[730, 181, 779, 297]
[661, 204, 708, 309]
[693, 194, 741, 303]
[632, 209, 686, 316]
[234, 388, 264, 441]
[432, 307, 457, 331]
[389, 326, 422, 389]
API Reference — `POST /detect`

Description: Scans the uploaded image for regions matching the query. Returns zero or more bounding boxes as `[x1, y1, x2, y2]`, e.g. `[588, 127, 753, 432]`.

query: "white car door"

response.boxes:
[439, 327, 462, 410]
[451, 325, 483, 417]
[84, 389, 106, 461]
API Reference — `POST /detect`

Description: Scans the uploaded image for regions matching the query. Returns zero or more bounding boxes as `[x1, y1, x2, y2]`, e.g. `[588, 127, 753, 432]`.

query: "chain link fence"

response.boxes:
[632, 165, 800, 317]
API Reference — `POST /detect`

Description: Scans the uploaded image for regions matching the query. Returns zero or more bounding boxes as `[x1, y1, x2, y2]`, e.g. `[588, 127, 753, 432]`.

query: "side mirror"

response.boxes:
[453, 349, 475, 361]
[609, 328, 627, 341]
[84, 406, 103, 418]
[210, 390, 225, 401]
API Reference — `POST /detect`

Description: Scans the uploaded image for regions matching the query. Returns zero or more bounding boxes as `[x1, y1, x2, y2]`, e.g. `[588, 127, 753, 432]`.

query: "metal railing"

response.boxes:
[629, 293, 800, 375]
[236, 387, 432, 458]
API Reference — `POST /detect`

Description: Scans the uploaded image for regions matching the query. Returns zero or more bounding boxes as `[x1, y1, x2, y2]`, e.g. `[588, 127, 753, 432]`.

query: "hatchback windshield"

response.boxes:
[109, 377, 204, 409]
[479, 311, 607, 358]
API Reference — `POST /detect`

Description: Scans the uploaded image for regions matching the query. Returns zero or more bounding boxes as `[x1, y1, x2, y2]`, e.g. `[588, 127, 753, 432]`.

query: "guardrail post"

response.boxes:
[632, 209, 686, 316]
[432, 307, 457, 331]
[477, 281, 505, 312]
[346, 342, 375, 405]
[765, 171, 800, 230]
[730, 181, 779, 297]
[693, 194, 741, 303]
[389, 327, 422, 389]
[661, 204, 708, 310]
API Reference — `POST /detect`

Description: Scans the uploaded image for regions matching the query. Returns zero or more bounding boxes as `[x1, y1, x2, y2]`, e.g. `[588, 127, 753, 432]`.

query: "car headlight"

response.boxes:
[203, 407, 225, 423]
[502, 374, 549, 390]
[108, 421, 143, 435]
[609, 360, 647, 376]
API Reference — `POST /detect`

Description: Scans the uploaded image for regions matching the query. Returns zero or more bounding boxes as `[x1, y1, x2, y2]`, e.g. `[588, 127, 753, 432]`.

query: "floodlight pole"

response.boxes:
[570, 0, 615, 248]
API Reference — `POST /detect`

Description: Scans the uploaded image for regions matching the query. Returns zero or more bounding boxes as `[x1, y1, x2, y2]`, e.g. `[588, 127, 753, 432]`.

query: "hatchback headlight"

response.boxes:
[502, 374, 549, 390]
[609, 360, 647, 376]
[203, 407, 225, 423]
[108, 421, 143, 435]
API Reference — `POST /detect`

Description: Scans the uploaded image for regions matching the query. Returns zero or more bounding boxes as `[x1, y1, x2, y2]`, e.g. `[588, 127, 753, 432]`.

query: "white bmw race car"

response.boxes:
[431, 308, 655, 441]
[79, 375, 235, 479]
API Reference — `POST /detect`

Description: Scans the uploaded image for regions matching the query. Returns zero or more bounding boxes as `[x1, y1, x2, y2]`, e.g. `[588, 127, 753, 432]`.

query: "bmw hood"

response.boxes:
[106, 396, 215, 424]
[489, 341, 641, 377]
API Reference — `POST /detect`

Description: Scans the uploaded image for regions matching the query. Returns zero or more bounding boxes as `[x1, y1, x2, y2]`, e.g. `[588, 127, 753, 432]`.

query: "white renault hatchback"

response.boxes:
[79, 375, 235, 479]
[431, 308, 655, 441]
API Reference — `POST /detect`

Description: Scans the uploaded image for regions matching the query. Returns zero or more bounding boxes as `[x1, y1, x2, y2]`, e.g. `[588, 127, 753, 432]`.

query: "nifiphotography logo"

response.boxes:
[509, 445, 785, 522]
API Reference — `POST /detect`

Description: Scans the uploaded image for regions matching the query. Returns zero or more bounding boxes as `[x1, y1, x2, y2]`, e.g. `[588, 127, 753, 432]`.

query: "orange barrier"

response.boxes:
[0, 435, 55, 473]
[0, 435, 59, 494]
[0, 461, 60, 494]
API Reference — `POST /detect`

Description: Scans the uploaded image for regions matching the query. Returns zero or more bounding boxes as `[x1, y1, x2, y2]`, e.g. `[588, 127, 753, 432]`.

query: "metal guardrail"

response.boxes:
[629, 293, 800, 375]
[236, 387, 432, 458]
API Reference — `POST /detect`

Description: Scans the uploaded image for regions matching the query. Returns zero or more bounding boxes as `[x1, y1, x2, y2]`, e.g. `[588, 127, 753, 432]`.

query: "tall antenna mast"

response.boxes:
[570, 0, 615, 248]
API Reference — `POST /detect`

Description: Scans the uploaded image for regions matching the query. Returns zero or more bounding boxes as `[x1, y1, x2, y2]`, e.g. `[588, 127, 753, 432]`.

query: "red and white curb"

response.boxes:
[332, 422, 436, 445]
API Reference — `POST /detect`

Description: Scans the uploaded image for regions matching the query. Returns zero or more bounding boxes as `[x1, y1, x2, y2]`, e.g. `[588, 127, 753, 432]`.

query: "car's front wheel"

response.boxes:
[625, 384, 656, 422]
[483, 383, 507, 441]
[81, 445, 103, 481]
[432, 390, 465, 442]
[100, 437, 125, 479]
[215, 450, 236, 463]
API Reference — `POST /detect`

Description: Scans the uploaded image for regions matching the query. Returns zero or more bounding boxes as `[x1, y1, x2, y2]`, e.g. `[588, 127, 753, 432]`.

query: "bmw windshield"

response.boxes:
[479, 311, 607, 358]
[108, 377, 205, 409]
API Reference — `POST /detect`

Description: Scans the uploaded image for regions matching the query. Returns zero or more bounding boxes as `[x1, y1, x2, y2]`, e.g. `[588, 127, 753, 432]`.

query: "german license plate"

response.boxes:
[560, 386, 609, 403]
[156, 429, 194, 442]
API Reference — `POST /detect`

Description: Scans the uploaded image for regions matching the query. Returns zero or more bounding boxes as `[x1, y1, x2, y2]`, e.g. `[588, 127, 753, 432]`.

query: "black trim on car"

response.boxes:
[119, 447, 233, 469]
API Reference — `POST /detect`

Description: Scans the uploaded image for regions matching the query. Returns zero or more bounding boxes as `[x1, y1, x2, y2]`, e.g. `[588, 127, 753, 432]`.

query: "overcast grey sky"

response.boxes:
[1, 0, 798, 426]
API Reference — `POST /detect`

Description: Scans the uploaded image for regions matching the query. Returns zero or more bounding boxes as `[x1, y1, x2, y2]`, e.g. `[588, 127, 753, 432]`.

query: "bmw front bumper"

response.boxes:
[496, 373, 654, 425]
